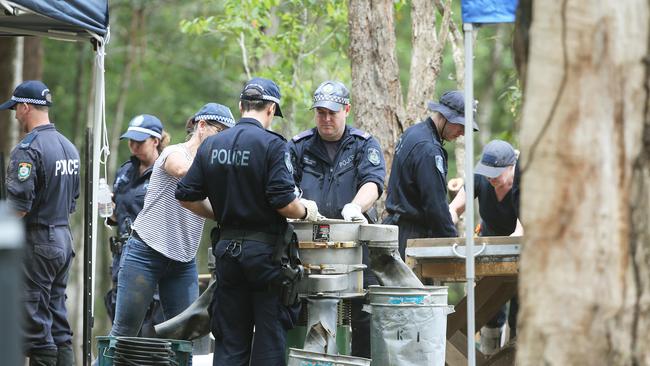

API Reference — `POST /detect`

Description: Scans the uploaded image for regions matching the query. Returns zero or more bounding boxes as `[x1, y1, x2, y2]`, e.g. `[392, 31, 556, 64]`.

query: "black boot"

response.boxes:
[28, 349, 58, 366]
[56, 347, 75, 366]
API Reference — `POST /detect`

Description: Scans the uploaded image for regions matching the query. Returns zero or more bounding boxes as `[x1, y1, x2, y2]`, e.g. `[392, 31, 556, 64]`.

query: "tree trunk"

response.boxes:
[0, 38, 16, 157]
[108, 7, 144, 177]
[22, 37, 43, 81]
[517, 1, 650, 364]
[348, 0, 405, 174]
[404, 0, 450, 127]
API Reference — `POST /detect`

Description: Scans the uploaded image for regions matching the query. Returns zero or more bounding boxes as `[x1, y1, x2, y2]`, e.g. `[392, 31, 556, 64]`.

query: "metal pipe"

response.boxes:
[463, 22, 477, 366]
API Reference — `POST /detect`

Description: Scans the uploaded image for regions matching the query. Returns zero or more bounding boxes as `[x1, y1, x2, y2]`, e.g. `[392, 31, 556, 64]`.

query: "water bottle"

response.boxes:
[98, 178, 113, 218]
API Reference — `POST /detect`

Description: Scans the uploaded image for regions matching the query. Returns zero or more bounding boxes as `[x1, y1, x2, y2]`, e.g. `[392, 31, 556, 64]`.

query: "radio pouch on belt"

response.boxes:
[273, 223, 304, 306]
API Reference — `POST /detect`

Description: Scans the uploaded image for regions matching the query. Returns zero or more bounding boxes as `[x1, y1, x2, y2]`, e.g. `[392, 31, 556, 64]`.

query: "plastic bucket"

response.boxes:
[288, 348, 371, 366]
[96, 336, 192, 366]
[368, 286, 453, 366]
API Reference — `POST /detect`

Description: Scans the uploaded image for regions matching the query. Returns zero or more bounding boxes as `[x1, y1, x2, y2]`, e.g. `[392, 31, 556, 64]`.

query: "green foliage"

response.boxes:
[180, 0, 350, 135]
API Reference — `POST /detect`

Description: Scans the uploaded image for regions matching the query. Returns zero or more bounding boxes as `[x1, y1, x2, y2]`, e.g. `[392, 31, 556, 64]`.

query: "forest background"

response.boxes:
[0, 0, 520, 359]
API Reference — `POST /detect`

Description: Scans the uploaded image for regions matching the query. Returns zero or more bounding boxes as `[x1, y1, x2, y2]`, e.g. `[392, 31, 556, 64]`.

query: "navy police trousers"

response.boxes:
[210, 239, 300, 366]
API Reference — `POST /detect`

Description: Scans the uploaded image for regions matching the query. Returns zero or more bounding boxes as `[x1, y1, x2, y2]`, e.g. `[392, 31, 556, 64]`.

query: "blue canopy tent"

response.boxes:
[0, 1, 108, 364]
[459, 1, 518, 365]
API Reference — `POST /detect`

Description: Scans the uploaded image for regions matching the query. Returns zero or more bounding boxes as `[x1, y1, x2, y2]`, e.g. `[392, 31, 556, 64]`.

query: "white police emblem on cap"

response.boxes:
[131, 115, 144, 126]
[435, 155, 444, 174]
[368, 148, 381, 166]
[322, 83, 334, 94]
[285, 152, 293, 174]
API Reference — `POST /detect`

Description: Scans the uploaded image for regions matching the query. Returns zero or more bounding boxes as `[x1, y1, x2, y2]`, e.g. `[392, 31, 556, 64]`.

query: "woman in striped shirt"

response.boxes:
[110, 103, 235, 337]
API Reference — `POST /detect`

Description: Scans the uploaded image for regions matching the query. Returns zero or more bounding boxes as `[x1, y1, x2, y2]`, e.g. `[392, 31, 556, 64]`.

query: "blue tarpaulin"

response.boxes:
[461, 0, 518, 24]
[0, 0, 108, 40]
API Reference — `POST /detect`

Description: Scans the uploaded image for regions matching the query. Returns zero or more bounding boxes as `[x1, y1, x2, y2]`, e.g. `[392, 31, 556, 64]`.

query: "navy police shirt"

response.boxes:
[109, 157, 152, 236]
[475, 163, 521, 236]
[176, 118, 297, 234]
[288, 126, 385, 219]
[6, 124, 80, 226]
[384, 117, 457, 237]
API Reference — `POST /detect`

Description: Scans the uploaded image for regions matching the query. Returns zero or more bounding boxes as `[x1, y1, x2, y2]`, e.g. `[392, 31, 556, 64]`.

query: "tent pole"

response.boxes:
[463, 22, 476, 366]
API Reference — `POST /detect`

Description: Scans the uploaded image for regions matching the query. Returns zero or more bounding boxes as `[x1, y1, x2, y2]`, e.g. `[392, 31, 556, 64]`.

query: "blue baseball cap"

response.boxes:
[474, 140, 517, 178]
[240, 77, 283, 117]
[0, 80, 52, 110]
[311, 80, 350, 112]
[120, 114, 164, 141]
[427, 90, 479, 131]
[193, 103, 236, 128]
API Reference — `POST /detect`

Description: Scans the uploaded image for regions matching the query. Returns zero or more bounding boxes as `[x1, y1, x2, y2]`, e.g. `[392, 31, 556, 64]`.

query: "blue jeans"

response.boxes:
[110, 233, 199, 337]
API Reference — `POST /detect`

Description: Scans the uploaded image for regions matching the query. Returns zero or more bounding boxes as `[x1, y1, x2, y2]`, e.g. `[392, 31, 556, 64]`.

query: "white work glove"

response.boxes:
[341, 203, 367, 223]
[300, 198, 322, 222]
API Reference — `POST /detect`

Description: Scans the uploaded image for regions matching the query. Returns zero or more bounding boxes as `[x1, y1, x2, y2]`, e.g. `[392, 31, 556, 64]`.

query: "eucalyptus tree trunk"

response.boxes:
[348, 0, 405, 173]
[22, 37, 43, 80]
[517, 1, 650, 364]
[0, 38, 17, 157]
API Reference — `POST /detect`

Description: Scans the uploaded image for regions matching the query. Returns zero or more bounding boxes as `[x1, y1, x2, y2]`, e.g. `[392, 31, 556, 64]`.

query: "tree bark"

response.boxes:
[0, 38, 16, 157]
[517, 1, 650, 364]
[108, 7, 144, 176]
[22, 37, 43, 81]
[404, 0, 450, 127]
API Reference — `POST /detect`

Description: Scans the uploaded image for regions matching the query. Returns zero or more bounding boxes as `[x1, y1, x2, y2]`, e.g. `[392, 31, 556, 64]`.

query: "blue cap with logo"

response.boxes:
[193, 103, 236, 128]
[120, 114, 164, 141]
[0, 80, 52, 110]
[240, 77, 283, 117]
[474, 140, 517, 178]
[311, 80, 350, 112]
[427, 90, 479, 131]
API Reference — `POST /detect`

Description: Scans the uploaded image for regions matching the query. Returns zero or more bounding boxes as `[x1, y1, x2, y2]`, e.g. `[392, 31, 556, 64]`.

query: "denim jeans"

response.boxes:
[110, 233, 199, 337]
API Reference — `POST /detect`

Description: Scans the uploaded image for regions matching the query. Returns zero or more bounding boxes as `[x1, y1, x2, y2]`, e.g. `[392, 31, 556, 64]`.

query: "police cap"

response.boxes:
[0, 80, 52, 110]
[120, 114, 164, 141]
[193, 103, 236, 128]
[311, 80, 350, 112]
[240, 77, 283, 117]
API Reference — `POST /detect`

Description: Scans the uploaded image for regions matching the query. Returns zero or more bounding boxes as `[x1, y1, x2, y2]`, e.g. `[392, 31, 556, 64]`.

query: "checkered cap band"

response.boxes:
[12, 96, 47, 105]
[313, 94, 349, 105]
[194, 114, 235, 126]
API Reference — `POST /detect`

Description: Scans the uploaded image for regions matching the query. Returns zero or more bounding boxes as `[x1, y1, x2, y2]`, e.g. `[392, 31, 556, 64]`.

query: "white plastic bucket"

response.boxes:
[368, 286, 453, 366]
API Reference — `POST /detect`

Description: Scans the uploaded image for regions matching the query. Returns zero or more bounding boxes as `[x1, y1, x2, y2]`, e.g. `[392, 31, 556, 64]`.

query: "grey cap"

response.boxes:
[474, 140, 517, 178]
[310, 80, 350, 112]
[427, 90, 479, 131]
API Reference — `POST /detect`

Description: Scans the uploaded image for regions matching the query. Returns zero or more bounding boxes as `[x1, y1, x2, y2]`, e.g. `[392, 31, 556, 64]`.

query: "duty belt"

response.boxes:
[220, 229, 280, 245]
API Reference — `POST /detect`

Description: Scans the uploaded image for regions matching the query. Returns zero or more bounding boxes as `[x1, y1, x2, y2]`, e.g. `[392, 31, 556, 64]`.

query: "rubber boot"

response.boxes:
[479, 326, 501, 355]
[29, 349, 58, 366]
[56, 346, 75, 366]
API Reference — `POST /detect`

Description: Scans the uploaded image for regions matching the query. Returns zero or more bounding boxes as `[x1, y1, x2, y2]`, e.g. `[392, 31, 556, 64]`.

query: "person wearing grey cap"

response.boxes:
[103, 114, 169, 337]
[384, 90, 478, 260]
[1, 80, 80, 365]
[287, 80, 385, 358]
[448, 139, 522, 354]
[109, 103, 234, 340]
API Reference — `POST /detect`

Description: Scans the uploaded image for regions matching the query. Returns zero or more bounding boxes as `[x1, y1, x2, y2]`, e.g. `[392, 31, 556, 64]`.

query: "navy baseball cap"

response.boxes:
[240, 77, 283, 117]
[474, 140, 517, 178]
[193, 103, 236, 128]
[311, 80, 350, 112]
[0, 80, 52, 110]
[427, 90, 479, 131]
[120, 114, 164, 141]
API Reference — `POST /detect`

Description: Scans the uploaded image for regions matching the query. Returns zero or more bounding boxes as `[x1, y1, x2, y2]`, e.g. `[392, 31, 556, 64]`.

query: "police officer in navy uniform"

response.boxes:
[176, 77, 321, 366]
[104, 114, 168, 335]
[288, 80, 385, 358]
[2, 81, 80, 366]
[383, 90, 478, 259]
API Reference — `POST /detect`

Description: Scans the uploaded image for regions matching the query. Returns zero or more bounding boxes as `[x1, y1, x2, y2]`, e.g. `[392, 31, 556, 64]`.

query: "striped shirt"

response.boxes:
[133, 144, 204, 262]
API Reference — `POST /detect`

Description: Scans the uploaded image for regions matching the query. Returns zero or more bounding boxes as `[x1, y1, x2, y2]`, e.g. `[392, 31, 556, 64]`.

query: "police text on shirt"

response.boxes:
[55, 159, 80, 176]
[211, 149, 250, 166]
